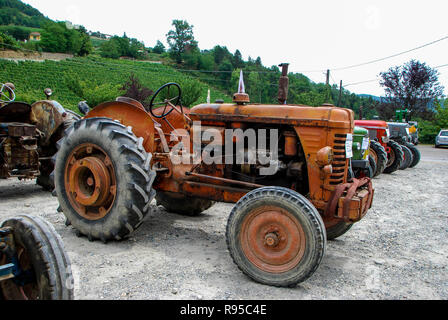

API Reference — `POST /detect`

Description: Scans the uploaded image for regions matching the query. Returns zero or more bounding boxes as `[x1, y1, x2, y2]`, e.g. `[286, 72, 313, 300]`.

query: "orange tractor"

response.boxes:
[53, 67, 374, 287]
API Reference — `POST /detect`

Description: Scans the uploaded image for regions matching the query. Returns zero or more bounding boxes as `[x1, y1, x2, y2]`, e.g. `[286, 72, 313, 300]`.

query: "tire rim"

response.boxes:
[240, 205, 306, 274]
[387, 148, 395, 167]
[64, 143, 117, 221]
[0, 244, 38, 300]
[369, 147, 378, 164]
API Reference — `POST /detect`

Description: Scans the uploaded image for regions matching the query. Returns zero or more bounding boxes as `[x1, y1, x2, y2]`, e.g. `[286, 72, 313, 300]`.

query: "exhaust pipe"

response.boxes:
[278, 63, 289, 105]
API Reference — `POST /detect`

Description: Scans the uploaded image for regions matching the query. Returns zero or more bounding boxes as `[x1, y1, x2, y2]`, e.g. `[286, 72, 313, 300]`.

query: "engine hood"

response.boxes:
[190, 103, 354, 129]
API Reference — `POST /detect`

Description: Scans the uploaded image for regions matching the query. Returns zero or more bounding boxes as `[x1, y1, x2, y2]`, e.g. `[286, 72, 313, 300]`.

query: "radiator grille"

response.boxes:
[330, 134, 348, 185]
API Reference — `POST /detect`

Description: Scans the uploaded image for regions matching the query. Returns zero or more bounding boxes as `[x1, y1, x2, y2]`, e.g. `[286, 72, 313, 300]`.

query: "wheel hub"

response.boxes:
[64, 144, 116, 221]
[240, 206, 306, 274]
[69, 157, 111, 207]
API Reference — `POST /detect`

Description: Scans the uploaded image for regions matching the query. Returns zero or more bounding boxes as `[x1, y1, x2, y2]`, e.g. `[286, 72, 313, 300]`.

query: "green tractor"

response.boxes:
[350, 126, 376, 179]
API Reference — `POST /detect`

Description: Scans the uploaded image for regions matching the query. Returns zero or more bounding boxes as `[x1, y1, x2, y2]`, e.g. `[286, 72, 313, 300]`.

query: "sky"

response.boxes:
[23, 0, 448, 97]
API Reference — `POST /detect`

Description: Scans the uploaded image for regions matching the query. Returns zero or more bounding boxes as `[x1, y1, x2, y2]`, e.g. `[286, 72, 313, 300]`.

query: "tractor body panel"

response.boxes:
[85, 101, 156, 153]
[355, 120, 390, 150]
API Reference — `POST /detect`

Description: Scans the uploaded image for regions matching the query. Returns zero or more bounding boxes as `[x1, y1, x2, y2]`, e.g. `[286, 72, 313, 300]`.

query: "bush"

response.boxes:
[178, 78, 202, 107]
[0, 32, 18, 50]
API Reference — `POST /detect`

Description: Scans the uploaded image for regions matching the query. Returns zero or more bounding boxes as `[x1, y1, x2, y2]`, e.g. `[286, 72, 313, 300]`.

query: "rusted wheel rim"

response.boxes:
[65, 143, 116, 221]
[387, 148, 395, 167]
[0, 245, 38, 300]
[240, 206, 306, 274]
[369, 147, 378, 164]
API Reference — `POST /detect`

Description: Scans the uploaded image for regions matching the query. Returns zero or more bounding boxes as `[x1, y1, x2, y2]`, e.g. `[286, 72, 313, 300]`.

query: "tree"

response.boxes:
[40, 21, 92, 56]
[166, 20, 197, 63]
[379, 60, 445, 119]
[153, 40, 165, 54]
[233, 50, 244, 68]
[100, 35, 145, 59]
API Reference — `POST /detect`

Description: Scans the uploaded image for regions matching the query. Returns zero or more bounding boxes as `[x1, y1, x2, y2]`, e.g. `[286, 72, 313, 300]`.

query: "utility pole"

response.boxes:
[325, 70, 331, 103]
[338, 80, 343, 107]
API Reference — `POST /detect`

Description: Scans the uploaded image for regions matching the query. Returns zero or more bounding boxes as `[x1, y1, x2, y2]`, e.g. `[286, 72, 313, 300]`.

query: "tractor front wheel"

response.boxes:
[0, 215, 73, 300]
[54, 118, 156, 242]
[226, 187, 326, 287]
[369, 140, 387, 177]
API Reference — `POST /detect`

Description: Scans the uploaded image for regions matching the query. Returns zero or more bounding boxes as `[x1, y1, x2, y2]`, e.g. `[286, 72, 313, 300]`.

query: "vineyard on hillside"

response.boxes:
[0, 56, 232, 111]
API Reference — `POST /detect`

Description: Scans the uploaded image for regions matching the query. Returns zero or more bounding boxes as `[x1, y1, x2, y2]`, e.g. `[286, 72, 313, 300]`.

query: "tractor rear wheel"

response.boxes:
[369, 140, 387, 177]
[226, 187, 326, 287]
[54, 118, 156, 242]
[383, 141, 404, 174]
[405, 143, 421, 168]
[156, 192, 214, 216]
[0, 215, 73, 300]
[326, 222, 354, 240]
[368, 155, 377, 178]
[399, 145, 414, 170]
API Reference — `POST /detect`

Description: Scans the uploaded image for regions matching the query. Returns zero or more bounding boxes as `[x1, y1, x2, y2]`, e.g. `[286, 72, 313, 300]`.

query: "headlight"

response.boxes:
[316, 147, 333, 167]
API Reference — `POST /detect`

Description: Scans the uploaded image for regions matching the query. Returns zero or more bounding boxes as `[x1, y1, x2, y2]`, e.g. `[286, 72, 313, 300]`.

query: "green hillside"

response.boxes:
[0, 56, 232, 111]
[0, 0, 49, 28]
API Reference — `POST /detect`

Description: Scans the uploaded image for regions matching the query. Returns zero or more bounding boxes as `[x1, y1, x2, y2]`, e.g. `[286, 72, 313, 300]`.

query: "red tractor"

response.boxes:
[354, 120, 403, 175]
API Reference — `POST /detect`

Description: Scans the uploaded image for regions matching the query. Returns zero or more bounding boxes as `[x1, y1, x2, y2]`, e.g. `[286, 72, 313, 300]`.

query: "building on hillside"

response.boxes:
[29, 32, 41, 41]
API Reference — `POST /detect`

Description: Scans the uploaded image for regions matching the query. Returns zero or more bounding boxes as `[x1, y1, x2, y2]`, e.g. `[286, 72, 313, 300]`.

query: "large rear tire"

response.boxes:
[369, 140, 387, 177]
[156, 192, 214, 216]
[54, 118, 156, 242]
[0, 215, 74, 300]
[383, 141, 404, 174]
[226, 187, 326, 287]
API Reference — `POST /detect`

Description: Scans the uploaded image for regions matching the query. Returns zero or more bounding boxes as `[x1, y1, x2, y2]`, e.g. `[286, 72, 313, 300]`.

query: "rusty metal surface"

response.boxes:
[30, 100, 65, 146]
[86, 101, 156, 153]
[64, 143, 117, 221]
[324, 177, 374, 223]
[278, 63, 290, 104]
[0, 102, 32, 123]
[190, 104, 354, 129]
[240, 204, 306, 274]
[0, 123, 39, 179]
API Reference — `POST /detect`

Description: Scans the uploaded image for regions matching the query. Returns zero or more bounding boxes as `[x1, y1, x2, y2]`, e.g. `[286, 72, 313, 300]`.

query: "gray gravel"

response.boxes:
[0, 145, 447, 300]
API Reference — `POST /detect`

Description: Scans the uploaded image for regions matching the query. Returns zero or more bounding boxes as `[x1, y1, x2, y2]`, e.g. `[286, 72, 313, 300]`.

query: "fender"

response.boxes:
[85, 101, 156, 153]
[30, 100, 66, 146]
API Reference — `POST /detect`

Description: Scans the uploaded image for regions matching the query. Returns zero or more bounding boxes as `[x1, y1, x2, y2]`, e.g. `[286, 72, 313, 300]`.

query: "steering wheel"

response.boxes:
[149, 83, 182, 119]
[0, 83, 16, 104]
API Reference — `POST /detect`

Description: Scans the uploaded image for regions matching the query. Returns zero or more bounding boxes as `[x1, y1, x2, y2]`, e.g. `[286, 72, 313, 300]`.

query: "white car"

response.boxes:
[435, 130, 448, 148]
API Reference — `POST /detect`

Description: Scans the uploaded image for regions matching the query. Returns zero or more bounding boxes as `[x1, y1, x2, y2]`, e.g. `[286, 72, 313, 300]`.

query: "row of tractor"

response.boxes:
[351, 120, 421, 180]
[0, 66, 422, 298]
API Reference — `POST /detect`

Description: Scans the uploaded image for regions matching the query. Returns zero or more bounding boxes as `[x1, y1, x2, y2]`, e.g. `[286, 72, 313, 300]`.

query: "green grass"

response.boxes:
[0, 56, 232, 111]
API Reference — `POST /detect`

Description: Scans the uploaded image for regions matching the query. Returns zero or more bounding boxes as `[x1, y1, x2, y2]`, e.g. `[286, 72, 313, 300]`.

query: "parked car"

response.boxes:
[435, 129, 448, 148]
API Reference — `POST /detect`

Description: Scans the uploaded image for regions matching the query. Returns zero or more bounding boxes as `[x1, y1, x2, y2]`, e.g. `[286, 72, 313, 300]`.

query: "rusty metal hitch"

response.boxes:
[324, 177, 374, 222]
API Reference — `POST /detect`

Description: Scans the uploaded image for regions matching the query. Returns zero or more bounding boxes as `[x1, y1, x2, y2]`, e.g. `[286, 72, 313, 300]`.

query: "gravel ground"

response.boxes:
[0, 145, 447, 300]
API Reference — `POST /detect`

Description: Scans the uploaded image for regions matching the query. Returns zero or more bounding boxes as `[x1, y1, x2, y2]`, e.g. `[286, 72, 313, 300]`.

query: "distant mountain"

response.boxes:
[0, 0, 50, 28]
[358, 94, 382, 102]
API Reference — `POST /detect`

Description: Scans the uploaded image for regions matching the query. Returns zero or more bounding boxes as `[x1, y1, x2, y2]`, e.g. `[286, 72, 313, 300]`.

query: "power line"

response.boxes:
[344, 79, 379, 87]
[331, 35, 448, 71]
